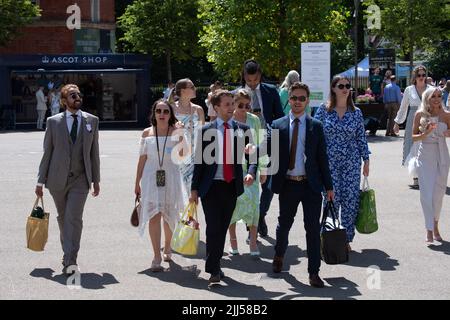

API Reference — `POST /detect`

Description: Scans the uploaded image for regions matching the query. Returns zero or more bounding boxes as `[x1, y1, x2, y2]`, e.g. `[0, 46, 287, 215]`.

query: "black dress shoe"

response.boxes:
[272, 256, 283, 273]
[209, 274, 221, 284]
[219, 270, 226, 278]
[258, 217, 268, 237]
[309, 274, 325, 288]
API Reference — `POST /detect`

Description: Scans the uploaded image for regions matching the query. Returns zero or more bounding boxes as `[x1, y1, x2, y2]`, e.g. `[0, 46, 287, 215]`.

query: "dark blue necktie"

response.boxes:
[70, 114, 78, 143]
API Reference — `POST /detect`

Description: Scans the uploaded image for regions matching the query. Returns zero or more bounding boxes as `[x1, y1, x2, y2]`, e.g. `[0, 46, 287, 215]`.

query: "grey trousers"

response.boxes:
[50, 175, 89, 266]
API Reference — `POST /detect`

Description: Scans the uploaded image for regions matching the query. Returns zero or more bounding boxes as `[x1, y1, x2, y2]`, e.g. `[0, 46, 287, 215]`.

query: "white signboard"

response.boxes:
[301, 42, 330, 108]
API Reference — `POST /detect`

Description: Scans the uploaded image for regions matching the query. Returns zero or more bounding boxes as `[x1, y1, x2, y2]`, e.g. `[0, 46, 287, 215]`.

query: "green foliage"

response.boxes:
[0, 0, 40, 46]
[364, 0, 447, 59]
[118, 0, 203, 60]
[426, 40, 450, 79]
[198, 0, 351, 81]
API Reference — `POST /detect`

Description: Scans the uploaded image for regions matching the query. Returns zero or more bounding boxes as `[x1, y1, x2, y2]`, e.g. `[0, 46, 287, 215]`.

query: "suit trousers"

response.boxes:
[385, 102, 400, 135]
[259, 177, 274, 217]
[201, 180, 237, 275]
[50, 174, 89, 266]
[275, 180, 322, 275]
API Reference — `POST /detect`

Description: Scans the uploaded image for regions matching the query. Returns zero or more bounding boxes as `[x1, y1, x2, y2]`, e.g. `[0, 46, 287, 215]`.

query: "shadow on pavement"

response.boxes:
[366, 135, 400, 144]
[345, 249, 399, 270]
[29, 268, 119, 289]
[428, 240, 450, 255]
[139, 261, 284, 299]
[280, 274, 361, 300]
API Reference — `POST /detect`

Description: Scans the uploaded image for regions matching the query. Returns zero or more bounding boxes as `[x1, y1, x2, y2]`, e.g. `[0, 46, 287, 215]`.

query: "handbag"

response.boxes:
[356, 177, 378, 234]
[170, 202, 200, 256]
[130, 196, 140, 227]
[320, 201, 348, 264]
[26, 196, 50, 252]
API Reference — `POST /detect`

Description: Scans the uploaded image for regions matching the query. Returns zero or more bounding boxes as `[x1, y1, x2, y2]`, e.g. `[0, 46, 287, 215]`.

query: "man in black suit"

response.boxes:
[190, 90, 257, 284]
[241, 59, 284, 237]
[265, 82, 334, 288]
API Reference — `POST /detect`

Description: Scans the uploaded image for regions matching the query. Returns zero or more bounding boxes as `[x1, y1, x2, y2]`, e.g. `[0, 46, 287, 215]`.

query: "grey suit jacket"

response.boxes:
[37, 111, 100, 191]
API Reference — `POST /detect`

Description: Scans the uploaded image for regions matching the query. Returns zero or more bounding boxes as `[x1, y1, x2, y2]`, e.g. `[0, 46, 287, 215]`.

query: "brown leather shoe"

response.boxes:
[272, 255, 283, 273]
[309, 274, 325, 288]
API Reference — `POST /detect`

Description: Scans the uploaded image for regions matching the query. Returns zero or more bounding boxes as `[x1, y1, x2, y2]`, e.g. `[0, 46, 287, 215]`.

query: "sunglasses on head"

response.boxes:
[155, 109, 170, 115]
[69, 92, 83, 99]
[289, 95, 307, 102]
[237, 103, 251, 109]
[336, 84, 351, 90]
[416, 73, 426, 78]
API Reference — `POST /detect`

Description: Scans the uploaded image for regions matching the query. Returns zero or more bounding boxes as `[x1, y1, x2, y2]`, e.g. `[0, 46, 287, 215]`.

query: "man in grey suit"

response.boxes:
[35, 84, 100, 276]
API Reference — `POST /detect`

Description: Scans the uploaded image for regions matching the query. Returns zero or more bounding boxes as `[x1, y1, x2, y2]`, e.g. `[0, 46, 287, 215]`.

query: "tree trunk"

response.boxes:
[166, 50, 172, 83]
[278, 0, 287, 81]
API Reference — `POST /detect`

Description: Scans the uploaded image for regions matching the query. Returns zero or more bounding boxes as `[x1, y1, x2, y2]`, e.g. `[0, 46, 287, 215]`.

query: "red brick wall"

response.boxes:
[0, 1, 116, 54]
[0, 27, 74, 54]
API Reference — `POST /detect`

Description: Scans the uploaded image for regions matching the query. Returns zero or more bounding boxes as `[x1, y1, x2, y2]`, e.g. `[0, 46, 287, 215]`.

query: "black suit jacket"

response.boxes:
[267, 115, 333, 194]
[191, 120, 258, 198]
[260, 83, 284, 126]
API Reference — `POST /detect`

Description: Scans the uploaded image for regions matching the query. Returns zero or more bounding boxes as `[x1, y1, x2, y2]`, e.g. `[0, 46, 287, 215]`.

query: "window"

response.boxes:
[91, 0, 100, 23]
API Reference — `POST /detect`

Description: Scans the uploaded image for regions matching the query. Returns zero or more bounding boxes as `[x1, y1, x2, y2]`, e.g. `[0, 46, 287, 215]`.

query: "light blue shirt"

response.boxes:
[65, 110, 81, 135]
[286, 112, 306, 176]
[214, 117, 235, 181]
[383, 83, 402, 104]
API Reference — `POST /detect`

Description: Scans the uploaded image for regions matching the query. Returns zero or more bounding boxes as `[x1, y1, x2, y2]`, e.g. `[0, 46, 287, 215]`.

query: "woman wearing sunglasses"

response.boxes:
[393, 65, 431, 189]
[135, 99, 187, 271]
[227, 89, 268, 257]
[315, 76, 370, 251]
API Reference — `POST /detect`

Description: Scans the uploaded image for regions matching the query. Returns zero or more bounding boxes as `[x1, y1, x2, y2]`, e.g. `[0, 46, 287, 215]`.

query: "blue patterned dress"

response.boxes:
[315, 104, 371, 242]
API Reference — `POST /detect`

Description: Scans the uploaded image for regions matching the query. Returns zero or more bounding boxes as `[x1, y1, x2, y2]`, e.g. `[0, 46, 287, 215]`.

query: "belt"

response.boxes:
[286, 175, 307, 182]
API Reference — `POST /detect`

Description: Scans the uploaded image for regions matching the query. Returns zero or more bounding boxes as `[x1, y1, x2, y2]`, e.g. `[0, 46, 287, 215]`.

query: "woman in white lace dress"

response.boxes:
[412, 87, 450, 244]
[173, 78, 205, 193]
[394, 65, 431, 188]
[135, 99, 187, 271]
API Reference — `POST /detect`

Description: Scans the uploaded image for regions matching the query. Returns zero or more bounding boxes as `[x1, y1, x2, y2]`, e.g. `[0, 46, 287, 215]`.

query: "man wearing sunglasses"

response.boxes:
[264, 82, 334, 288]
[35, 84, 100, 276]
[240, 59, 284, 238]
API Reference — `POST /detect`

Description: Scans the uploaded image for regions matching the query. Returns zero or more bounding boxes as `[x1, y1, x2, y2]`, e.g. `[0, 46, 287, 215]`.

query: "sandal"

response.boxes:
[150, 258, 164, 272]
[163, 253, 172, 262]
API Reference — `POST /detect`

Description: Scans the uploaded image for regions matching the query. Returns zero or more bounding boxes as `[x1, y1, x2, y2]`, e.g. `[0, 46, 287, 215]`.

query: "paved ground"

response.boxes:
[1, 129, 450, 300]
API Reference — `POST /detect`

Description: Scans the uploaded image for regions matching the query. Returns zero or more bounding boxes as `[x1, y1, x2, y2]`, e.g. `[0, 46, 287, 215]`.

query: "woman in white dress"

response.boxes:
[394, 65, 431, 188]
[173, 78, 205, 193]
[412, 87, 450, 244]
[135, 99, 187, 271]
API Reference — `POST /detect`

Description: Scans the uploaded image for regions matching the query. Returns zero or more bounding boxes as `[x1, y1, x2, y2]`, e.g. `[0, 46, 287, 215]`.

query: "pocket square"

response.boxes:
[86, 123, 92, 132]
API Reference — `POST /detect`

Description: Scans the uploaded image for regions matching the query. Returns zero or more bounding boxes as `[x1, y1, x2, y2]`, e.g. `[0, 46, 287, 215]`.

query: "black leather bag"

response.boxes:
[320, 201, 348, 264]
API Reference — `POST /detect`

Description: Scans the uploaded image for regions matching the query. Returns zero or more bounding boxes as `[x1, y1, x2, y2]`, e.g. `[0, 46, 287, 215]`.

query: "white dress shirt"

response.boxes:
[66, 110, 82, 135]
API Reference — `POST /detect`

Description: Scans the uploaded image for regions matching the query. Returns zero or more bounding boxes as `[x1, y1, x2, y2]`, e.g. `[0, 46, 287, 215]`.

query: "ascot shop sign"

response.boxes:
[42, 55, 109, 65]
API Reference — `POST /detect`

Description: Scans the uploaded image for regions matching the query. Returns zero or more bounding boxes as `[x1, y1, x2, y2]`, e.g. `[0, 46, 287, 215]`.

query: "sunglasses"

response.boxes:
[155, 109, 170, 115]
[69, 92, 83, 99]
[416, 73, 426, 78]
[185, 84, 196, 89]
[237, 103, 251, 109]
[289, 95, 307, 102]
[336, 84, 352, 90]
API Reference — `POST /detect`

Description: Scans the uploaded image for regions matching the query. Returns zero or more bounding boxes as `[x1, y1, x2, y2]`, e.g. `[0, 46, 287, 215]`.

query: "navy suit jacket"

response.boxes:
[191, 120, 258, 198]
[259, 83, 284, 126]
[267, 115, 333, 194]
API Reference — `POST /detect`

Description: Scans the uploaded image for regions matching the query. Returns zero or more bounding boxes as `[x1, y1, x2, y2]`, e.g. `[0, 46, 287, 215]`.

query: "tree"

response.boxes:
[365, 0, 447, 75]
[198, 0, 351, 81]
[0, 0, 40, 47]
[426, 40, 450, 80]
[118, 0, 203, 82]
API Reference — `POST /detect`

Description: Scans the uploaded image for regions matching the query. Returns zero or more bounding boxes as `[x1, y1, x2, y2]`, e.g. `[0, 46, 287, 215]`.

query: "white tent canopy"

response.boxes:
[337, 57, 369, 77]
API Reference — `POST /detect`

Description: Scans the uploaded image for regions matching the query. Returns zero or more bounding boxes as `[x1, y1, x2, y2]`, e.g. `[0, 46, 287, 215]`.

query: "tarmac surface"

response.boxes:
[1, 129, 450, 300]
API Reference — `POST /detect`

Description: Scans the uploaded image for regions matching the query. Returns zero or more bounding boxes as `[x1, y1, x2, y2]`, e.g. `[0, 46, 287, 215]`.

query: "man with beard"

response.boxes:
[35, 84, 100, 276]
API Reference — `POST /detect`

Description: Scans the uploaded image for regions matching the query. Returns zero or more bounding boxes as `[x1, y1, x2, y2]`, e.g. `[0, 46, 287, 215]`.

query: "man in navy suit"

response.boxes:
[190, 90, 257, 284]
[241, 59, 284, 237]
[265, 82, 334, 288]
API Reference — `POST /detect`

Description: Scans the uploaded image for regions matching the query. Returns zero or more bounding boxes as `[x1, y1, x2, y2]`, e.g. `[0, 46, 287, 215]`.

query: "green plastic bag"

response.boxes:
[356, 177, 378, 234]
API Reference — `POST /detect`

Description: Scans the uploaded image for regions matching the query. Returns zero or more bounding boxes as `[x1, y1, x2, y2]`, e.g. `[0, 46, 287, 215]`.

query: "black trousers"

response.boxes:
[201, 180, 237, 275]
[275, 180, 323, 275]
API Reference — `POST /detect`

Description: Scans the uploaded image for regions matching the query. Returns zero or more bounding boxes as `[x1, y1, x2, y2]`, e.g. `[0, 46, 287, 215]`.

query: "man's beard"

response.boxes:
[69, 100, 82, 110]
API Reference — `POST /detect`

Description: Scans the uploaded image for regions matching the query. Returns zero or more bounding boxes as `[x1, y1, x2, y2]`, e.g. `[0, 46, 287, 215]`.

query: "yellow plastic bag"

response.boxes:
[170, 202, 199, 256]
[26, 197, 50, 252]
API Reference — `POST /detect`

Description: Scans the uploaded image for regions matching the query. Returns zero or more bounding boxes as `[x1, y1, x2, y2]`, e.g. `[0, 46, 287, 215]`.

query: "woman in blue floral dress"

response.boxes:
[314, 76, 370, 251]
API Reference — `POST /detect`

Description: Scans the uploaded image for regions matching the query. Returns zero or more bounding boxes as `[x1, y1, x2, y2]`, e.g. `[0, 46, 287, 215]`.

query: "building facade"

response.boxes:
[0, 1, 151, 129]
